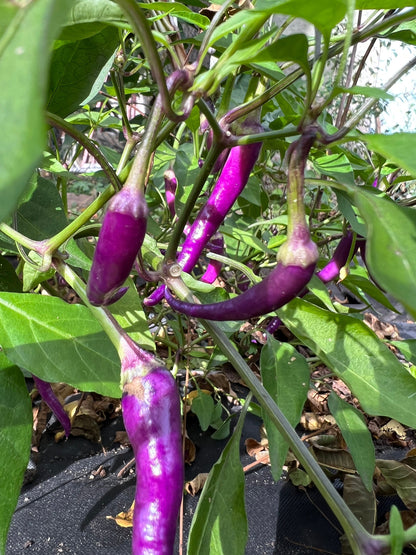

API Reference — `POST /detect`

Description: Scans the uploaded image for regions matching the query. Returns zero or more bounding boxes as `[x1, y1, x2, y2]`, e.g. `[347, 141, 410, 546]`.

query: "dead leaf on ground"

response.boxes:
[107, 502, 134, 528]
[363, 313, 401, 340]
[184, 434, 196, 465]
[185, 473, 209, 496]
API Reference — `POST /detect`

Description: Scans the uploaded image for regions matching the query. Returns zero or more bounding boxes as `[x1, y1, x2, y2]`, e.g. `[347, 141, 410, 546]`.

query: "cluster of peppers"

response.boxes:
[82, 99, 364, 553]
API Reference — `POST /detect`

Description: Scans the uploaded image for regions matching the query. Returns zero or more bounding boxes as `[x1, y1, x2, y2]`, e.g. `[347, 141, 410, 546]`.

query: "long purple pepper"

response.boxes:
[144, 120, 263, 306]
[164, 128, 319, 321]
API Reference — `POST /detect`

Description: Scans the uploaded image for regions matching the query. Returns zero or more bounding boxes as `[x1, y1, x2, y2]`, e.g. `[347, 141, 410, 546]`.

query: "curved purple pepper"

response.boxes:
[165, 228, 318, 321]
[122, 367, 183, 555]
[87, 186, 148, 306]
[316, 231, 355, 282]
[165, 261, 316, 321]
[266, 232, 362, 334]
[200, 232, 224, 284]
[144, 127, 263, 307]
[33, 376, 71, 437]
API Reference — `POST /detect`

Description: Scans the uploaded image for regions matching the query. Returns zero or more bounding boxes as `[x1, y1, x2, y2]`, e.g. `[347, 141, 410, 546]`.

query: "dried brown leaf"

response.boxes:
[107, 501, 134, 528]
[185, 473, 209, 496]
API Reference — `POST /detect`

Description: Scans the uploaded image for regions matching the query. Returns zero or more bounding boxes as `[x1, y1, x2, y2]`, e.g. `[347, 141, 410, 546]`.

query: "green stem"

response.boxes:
[163, 142, 224, 262]
[46, 185, 115, 253]
[329, 56, 416, 142]
[46, 112, 122, 192]
[222, 8, 416, 126]
[110, 69, 133, 139]
[195, 0, 236, 73]
[115, 0, 189, 122]
[286, 129, 317, 235]
[167, 277, 372, 554]
[0, 223, 44, 252]
[332, 0, 356, 93]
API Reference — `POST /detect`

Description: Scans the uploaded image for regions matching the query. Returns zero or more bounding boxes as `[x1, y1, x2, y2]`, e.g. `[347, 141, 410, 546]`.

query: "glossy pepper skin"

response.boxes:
[87, 187, 148, 306]
[144, 127, 263, 307]
[316, 231, 355, 282]
[122, 368, 183, 555]
[200, 232, 224, 284]
[164, 169, 177, 218]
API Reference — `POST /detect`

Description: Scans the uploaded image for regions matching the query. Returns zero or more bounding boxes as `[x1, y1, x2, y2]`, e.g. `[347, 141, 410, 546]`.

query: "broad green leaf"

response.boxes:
[377, 459, 416, 510]
[187, 401, 247, 555]
[342, 474, 376, 533]
[191, 389, 215, 432]
[254, 0, 348, 35]
[363, 134, 416, 178]
[328, 393, 375, 491]
[108, 279, 155, 352]
[391, 340, 416, 366]
[277, 298, 416, 428]
[383, 21, 416, 46]
[353, 189, 416, 318]
[0, 356, 32, 555]
[313, 153, 355, 186]
[245, 34, 310, 76]
[0, 0, 70, 223]
[47, 26, 119, 118]
[16, 176, 67, 240]
[260, 336, 309, 481]
[0, 293, 120, 397]
[59, 0, 126, 36]
[0, 255, 22, 293]
[342, 265, 398, 313]
[0, 0, 19, 38]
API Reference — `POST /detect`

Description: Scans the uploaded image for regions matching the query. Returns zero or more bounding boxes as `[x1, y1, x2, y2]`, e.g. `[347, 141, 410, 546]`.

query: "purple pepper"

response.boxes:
[122, 367, 183, 555]
[33, 376, 71, 437]
[316, 231, 355, 282]
[144, 126, 263, 307]
[165, 229, 318, 321]
[200, 232, 224, 284]
[87, 186, 148, 306]
[165, 261, 316, 321]
[164, 169, 177, 218]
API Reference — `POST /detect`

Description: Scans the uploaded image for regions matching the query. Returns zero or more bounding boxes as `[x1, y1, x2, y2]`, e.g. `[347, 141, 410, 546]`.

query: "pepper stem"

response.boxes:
[54, 259, 159, 381]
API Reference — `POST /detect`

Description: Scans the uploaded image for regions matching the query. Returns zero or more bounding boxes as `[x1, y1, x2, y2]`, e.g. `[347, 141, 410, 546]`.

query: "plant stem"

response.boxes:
[115, 0, 190, 122]
[167, 276, 373, 554]
[286, 129, 317, 235]
[330, 56, 416, 142]
[46, 112, 122, 192]
[163, 142, 224, 263]
[46, 185, 115, 253]
[54, 259, 157, 372]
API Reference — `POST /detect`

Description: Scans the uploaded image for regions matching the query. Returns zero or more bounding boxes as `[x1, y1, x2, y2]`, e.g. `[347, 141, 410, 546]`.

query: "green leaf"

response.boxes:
[391, 339, 416, 366]
[59, 0, 127, 37]
[254, 0, 348, 35]
[245, 34, 310, 76]
[0, 255, 22, 293]
[0, 0, 70, 224]
[388, 505, 405, 555]
[277, 298, 416, 428]
[342, 265, 398, 313]
[333, 85, 394, 101]
[0, 293, 120, 397]
[187, 401, 248, 555]
[191, 389, 215, 432]
[260, 335, 309, 481]
[328, 393, 375, 491]
[312, 153, 355, 186]
[47, 26, 119, 117]
[363, 134, 416, 178]
[383, 21, 416, 46]
[0, 356, 32, 555]
[16, 176, 67, 240]
[353, 189, 416, 318]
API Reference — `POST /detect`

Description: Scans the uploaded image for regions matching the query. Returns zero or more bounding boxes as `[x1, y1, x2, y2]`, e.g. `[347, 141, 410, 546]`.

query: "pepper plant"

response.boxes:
[1, 1, 416, 554]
